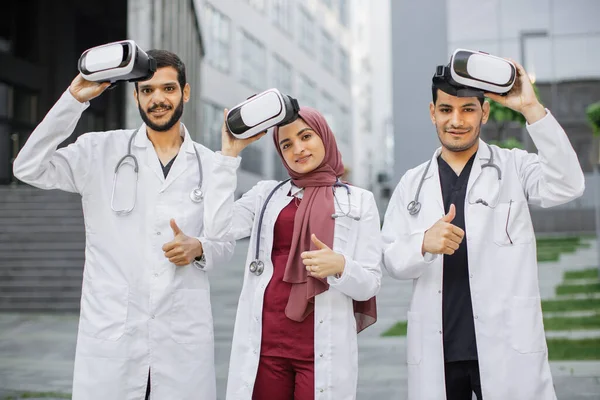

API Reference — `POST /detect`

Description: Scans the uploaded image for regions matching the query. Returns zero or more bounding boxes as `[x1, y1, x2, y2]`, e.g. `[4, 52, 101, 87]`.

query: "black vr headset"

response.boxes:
[433, 49, 517, 98]
[226, 88, 300, 139]
[78, 40, 157, 84]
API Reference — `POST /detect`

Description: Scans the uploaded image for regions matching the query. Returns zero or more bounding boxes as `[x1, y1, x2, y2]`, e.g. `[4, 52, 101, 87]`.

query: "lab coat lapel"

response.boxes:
[132, 123, 165, 183]
[423, 148, 445, 217]
[161, 126, 196, 193]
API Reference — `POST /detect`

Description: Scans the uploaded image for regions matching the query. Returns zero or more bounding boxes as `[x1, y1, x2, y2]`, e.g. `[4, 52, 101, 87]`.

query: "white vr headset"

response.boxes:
[78, 40, 157, 84]
[226, 89, 300, 139]
[435, 49, 517, 95]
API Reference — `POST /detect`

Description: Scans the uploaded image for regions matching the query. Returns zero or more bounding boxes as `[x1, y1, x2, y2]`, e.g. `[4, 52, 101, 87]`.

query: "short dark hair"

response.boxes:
[432, 86, 484, 106]
[135, 49, 186, 91]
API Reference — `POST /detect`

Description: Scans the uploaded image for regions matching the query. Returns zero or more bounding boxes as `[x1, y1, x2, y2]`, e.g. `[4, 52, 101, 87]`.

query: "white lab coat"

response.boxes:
[13, 90, 234, 400]
[203, 153, 382, 400]
[382, 111, 585, 400]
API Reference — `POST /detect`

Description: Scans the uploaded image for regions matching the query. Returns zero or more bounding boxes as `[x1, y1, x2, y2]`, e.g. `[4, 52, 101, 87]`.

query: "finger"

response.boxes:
[311, 234, 330, 250]
[442, 204, 456, 223]
[443, 248, 456, 256]
[445, 230, 464, 244]
[301, 250, 319, 259]
[169, 256, 187, 265]
[164, 248, 182, 258]
[302, 258, 319, 266]
[443, 238, 460, 251]
[223, 108, 229, 121]
[170, 219, 182, 236]
[450, 225, 465, 239]
[162, 241, 176, 252]
[484, 92, 503, 104]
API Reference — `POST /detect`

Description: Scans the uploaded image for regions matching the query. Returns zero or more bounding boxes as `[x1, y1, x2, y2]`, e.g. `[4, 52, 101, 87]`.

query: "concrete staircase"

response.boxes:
[0, 186, 84, 311]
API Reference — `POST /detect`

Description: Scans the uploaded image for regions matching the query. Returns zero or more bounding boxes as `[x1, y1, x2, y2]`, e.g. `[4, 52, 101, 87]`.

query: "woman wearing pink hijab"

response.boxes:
[204, 107, 382, 400]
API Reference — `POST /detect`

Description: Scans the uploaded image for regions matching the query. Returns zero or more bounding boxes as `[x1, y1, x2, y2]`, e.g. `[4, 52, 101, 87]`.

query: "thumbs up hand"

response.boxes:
[421, 204, 465, 256]
[161, 219, 204, 266]
[301, 234, 346, 279]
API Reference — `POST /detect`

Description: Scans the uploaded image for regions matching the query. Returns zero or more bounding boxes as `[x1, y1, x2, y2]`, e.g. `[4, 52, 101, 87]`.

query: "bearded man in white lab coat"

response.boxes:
[382, 58, 585, 400]
[13, 50, 233, 400]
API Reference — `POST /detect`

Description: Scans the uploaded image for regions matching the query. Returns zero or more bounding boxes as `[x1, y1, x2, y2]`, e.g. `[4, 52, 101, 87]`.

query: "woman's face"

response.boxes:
[277, 118, 326, 175]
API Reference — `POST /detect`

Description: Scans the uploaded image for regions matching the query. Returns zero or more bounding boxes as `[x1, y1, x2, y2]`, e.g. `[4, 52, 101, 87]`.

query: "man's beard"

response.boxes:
[138, 98, 184, 132]
[437, 122, 481, 153]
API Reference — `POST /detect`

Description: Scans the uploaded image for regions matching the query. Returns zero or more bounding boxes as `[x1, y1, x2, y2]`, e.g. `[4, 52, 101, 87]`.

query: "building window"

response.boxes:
[339, 47, 349, 85]
[245, 0, 265, 12]
[272, 54, 293, 94]
[298, 7, 315, 53]
[321, 30, 334, 72]
[340, 106, 352, 143]
[272, 0, 292, 34]
[240, 143, 263, 175]
[201, 102, 225, 151]
[239, 30, 266, 91]
[298, 75, 317, 108]
[320, 92, 336, 134]
[203, 4, 231, 73]
[338, 0, 349, 27]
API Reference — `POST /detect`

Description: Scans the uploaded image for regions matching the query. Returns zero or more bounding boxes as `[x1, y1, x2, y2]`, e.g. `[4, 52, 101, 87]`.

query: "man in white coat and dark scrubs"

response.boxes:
[382, 57, 585, 400]
[13, 50, 233, 400]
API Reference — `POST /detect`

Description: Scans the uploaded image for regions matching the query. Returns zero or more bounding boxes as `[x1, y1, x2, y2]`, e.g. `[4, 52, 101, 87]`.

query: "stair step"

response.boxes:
[1, 225, 85, 233]
[0, 251, 84, 260]
[0, 302, 80, 311]
[0, 203, 82, 211]
[0, 260, 84, 268]
[0, 281, 83, 292]
[0, 268, 83, 278]
[0, 233, 85, 242]
[0, 243, 84, 251]
[0, 209, 83, 217]
[0, 217, 83, 225]
[0, 291, 82, 299]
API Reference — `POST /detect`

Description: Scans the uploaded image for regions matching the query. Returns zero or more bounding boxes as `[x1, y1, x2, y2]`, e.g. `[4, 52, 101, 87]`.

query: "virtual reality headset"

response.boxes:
[226, 89, 300, 139]
[433, 49, 516, 96]
[78, 40, 157, 84]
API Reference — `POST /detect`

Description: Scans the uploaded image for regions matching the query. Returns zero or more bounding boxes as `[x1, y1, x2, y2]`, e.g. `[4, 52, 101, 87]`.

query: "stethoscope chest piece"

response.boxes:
[190, 188, 204, 203]
[407, 200, 421, 216]
[249, 260, 264, 276]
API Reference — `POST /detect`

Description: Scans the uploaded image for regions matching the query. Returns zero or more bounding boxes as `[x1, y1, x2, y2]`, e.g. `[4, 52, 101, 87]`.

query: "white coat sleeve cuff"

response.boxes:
[63, 88, 91, 110]
[215, 151, 242, 168]
[327, 255, 352, 286]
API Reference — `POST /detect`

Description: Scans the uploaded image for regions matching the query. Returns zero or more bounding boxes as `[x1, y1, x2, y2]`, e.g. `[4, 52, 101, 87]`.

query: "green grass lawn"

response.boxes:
[536, 236, 590, 262]
[547, 338, 600, 360]
[564, 268, 598, 281]
[542, 298, 600, 312]
[556, 283, 600, 296]
[544, 314, 600, 331]
[3, 393, 71, 400]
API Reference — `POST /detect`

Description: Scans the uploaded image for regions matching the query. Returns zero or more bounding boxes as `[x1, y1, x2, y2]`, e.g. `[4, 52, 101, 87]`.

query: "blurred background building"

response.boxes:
[392, 0, 600, 233]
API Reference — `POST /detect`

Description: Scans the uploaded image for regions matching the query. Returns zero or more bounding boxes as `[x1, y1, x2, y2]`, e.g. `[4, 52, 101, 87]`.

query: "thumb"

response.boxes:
[311, 234, 330, 250]
[170, 218, 182, 236]
[442, 204, 456, 223]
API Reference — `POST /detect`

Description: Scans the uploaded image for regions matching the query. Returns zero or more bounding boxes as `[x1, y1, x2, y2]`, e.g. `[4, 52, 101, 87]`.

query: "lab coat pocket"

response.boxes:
[508, 296, 546, 354]
[170, 288, 213, 344]
[406, 311, 422, 365]
[493, 200, 534, 246]
[80, 281, 129, 341]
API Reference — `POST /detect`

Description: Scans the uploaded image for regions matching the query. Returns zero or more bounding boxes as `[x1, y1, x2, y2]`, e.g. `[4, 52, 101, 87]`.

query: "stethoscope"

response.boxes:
[406, 143, 502, 215]
[110, 127, 204, 215]
[249, 179, 359, 276]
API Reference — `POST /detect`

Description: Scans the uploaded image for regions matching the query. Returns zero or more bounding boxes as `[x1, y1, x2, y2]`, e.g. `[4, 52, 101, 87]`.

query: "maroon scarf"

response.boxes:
[273, 107, 377, 333]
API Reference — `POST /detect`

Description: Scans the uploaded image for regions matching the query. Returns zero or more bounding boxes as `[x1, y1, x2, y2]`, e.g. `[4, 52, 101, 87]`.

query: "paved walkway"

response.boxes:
[0, 239, 599, 399]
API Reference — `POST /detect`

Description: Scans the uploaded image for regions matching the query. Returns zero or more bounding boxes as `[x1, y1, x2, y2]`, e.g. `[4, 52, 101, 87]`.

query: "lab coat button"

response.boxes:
[156, 232, 161, 236]
[319, 353, 323, 358]
[151, 315, 155, 319]
[438, 290, 441, 294]
[253, 350, 257, 355]
[439, 330, 442, 334]
[469, 274, 473, 278]
[319, 319, 323, 324]
[320, 389, 324, 393]
[475, 315, 479, 319]
[154, 273, 158, 277]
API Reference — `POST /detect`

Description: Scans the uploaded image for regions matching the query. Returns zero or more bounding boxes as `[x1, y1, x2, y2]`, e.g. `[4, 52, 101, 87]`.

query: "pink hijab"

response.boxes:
[273, 107, 377, 333]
